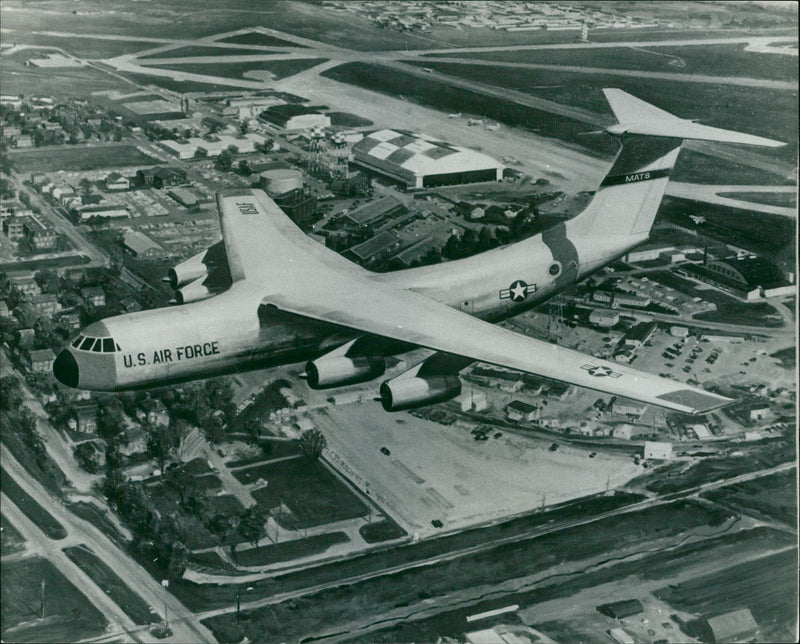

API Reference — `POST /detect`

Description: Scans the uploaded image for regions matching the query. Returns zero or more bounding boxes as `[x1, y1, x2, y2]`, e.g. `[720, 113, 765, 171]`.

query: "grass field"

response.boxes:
[640, 441, 795, 495]
[6, 145, 159, 173]
[359, 519, 407, 544]
[717, 191, 797, 208]
[429, 43, 799, 82]
[655, 549, 798, 643]
[168, 492, 645, 613]
[1, 513, 26, 556]
[701, 470, 797, 525]
[401, 62, 798, 163]
[233, 531, 349, 567]
[320, 63, 617, 156]
[1, 557, 108, 643]
[226, 442, 302, 467]
[63, 545, 159, 625]
[138, 45, 273, 59]
[216, 32, 307, 48]
[202, 500, 733, 642]
[4, 33, 156, 59]
[328, 112, 374, 127]
[0, 468, 67, 540]
[117, 70, 252, 93]
[144, 58, 328, 81]
[241, 458, 369, 529]
[671, 149, 795, 186]
[66, 501, 126, 545]
[363, 527, 796, 643]
[658, 197, 796, 261]
[0, 63, 124, 97]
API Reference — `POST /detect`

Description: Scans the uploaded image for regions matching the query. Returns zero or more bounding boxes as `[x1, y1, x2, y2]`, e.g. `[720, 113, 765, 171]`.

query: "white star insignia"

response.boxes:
[510, 281, 528, 301]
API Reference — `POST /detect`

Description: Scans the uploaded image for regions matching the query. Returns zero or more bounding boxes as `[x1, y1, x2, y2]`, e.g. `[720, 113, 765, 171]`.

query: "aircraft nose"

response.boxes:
[53, 350, 79, 388]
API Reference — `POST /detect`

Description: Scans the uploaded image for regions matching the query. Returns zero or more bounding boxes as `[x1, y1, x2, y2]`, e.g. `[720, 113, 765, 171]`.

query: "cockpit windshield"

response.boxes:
[72, 335, 119, 353]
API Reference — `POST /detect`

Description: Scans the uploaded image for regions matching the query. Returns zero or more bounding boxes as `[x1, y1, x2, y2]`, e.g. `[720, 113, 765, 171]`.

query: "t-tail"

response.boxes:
[567, 89, 785, 274]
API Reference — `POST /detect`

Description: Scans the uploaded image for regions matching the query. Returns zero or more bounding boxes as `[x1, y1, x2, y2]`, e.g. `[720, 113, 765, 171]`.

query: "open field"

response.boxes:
[63, 545, 159, 626]
[701, 470, 797, 525]
[170, 492, 643, 613]
[244, 458, 369, 529]
[404, 61, 798, 163]
[1, 557, 108, 643]
[356, 526, 796, 643]
[6, 144, 159, 173]
[202, 500, 733, 641]
[3, 33, 157, 58]
[233, 531, 350, 567]
[138, 45, 273, 59]
[430, 43, 799, 81]
[144, 58, 328, 81]
[66, 501, 127, 545]
[639, 442, 795, 495]
[658, 197, 796, 262]
[0, 468, 67, 540]
[116, 70, 247, 93]
[1, 512, 26, 556]
[671, 149, 795, 185]
[0, 63, 124, 97]
[718, 191, 797, 207]
[359, 519, 407, 544]
[216, 31, 307, 48]
[655, 549, 798, 643]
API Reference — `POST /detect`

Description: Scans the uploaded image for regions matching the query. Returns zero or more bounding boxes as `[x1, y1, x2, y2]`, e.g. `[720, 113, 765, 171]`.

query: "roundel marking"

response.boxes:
[587, 366, 614, 377]
[509, 280, 529, 302]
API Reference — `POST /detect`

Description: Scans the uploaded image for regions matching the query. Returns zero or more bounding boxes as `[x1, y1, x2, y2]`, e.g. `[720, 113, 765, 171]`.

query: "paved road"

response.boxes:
[1, 445, 217, 644]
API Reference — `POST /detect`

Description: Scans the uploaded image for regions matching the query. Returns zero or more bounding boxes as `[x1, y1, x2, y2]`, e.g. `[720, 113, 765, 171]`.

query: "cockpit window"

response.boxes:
[72, 336, 84, 348]
[102, 338, 115, 353]
[91, 338, 103, 352]
[80, 337, 95, 351]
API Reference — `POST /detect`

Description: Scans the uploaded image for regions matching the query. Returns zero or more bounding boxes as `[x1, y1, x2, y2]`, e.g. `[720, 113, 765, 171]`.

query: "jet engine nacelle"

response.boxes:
[305, 356, 385, 389]
[175, 275, 216, 305]
[379, 375, 462, 412]
[168, 250, 209, 289]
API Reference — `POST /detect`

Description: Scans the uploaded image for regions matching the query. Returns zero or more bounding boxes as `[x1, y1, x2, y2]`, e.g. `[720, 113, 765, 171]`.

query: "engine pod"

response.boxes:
[379, 375, 462, 412]
[305, 356, 385, 389]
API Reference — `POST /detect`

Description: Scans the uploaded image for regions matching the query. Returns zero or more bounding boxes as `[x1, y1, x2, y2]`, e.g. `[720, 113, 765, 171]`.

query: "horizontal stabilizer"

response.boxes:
[604, 89, 785, 147]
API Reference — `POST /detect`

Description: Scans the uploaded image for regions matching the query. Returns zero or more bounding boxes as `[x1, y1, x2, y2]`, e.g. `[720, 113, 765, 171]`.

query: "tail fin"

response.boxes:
[567, 89, 785, 249]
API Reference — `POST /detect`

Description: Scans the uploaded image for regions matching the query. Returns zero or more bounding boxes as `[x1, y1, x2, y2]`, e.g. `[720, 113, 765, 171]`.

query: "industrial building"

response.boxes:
[687, 254, 794, 300]
[344, 230, 400, 265]
[121, 230, 166, 259]
[352, 129, 503, 189]
[643, 441, 673, 460]
[699, 609, 759, 643]
[344, 196, 406, 229]
[597, 599, 644, 619]
[260, 104, 331, 130]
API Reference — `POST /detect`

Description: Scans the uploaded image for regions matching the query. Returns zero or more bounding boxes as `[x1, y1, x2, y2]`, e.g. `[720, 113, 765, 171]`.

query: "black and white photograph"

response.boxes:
[0, 1, 797, 642]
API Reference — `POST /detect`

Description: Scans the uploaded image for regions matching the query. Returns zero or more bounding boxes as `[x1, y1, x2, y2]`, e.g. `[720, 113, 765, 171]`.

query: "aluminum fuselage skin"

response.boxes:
[58, 223, 635, 392]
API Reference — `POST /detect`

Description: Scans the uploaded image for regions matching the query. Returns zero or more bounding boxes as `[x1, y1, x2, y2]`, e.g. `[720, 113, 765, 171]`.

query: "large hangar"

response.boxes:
[352, 129, 503, 189]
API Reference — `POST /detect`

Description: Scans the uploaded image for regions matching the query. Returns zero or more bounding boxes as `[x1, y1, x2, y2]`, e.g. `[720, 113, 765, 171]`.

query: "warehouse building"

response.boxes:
[344, 196, 406, 229]
[260, 105, 330, 130]
[699, 608, 759, 643]
[121, 230, 166, 259]
[352, 129, 503, 189]
[344, 230, 400, 266]
[688, 254, 794, 300]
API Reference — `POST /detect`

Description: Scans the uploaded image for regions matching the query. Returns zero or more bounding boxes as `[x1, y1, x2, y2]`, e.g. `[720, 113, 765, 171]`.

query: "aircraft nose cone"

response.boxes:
[53, 350, 79, 388]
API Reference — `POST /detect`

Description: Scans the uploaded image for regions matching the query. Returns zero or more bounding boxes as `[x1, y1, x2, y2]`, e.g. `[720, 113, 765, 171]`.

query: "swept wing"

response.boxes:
[219, 190, 732, 415]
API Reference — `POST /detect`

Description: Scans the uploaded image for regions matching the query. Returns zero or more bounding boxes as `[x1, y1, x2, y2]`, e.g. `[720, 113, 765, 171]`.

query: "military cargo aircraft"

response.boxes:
[54, 90, 783, 415]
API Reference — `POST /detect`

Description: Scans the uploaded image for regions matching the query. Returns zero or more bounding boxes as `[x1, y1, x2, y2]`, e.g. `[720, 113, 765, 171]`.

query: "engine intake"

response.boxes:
[379, 375, 461, 412]
[305, 356, 385, 389]
[168, 241, 225, 289]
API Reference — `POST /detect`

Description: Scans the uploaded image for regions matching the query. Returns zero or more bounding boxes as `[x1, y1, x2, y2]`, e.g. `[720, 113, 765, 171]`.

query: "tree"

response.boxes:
[216, 149, 233, 172]
[208, 513, 233, 543]
[299, 429, 327, 460]
[237, 159, 252, 176]
[238, 506, 266, 547]
[147, 424, 175, 474]
[165, 464, 194, 505]
[0, 376, 23, 411]
[194, 147, 208, 159]
[244, 418, 262, 444]
[167, 543, 188, 580]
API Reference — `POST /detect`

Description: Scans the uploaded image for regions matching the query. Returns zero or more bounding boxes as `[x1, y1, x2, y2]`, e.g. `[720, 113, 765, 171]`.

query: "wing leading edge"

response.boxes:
[218, 190, 732, 416]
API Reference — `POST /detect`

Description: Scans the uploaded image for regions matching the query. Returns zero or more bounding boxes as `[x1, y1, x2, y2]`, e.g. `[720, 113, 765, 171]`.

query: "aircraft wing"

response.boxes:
[219, 190, 733, 415]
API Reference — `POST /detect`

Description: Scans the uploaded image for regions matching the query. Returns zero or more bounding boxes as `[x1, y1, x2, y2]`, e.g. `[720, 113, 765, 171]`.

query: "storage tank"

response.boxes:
[259, 169, 303, 195]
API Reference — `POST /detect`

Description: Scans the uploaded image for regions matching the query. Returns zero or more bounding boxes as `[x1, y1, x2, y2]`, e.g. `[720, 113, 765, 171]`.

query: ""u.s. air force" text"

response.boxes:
[122, 341, 220, 368]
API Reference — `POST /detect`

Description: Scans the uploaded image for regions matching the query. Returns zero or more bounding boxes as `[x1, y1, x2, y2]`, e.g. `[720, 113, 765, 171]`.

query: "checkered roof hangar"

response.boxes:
[353, 129, 502, 177]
